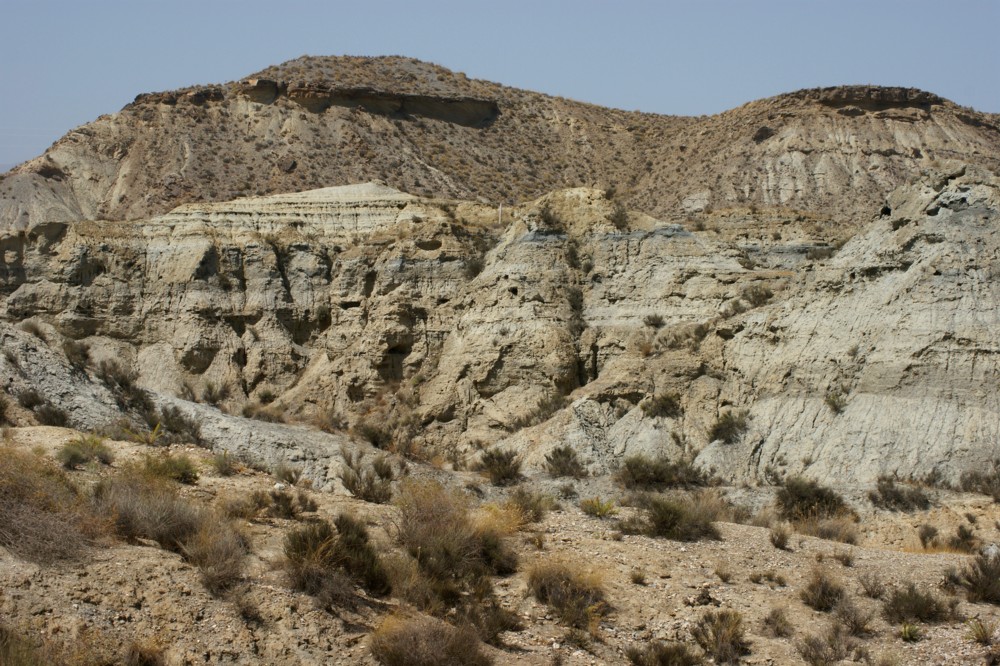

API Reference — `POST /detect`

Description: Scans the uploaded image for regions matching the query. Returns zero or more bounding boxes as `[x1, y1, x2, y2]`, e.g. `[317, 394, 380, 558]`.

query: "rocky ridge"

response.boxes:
[1, 56, 998, 234]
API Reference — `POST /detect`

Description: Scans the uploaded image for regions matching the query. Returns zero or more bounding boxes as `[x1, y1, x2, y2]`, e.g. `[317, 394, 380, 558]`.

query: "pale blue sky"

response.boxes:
[2, 0, 998, 165]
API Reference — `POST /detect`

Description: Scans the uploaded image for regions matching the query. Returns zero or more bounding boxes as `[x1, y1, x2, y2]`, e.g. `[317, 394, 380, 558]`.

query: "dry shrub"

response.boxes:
[477, 448, 521, 486]
[622, 491, 723, 542]
[527, 559, 607, 629]
[339, 448, 394, 503]
[273, 462, 302, 486]
[796, 515, 859, 545]
[616, 455, 709, 490]
[762, 607, 793, 637]
[882, 583, 954, 623]
[835, 598, 875, 636]
[776, 477, 851, 522]
[544, 445, 587, 479]
[869, 476, 931, 511]
[858, 570, 886, 599]
[960, 460, 1000, 502]
[958, 553, 1000, 604]
[769, 522, 791, 550]
[34, 403, 70, 427]
[690, 609, 749, 664]
[140, 452, 199, 484]
[503, 487, 555, 524]
[0, 446, 104, 563]
[94, 468, 247, 594]
[182, 519, 250, 595]
[396, 479, 481, 582]
[626, 640, 704, 665]
[369, 613, 491, 666]
[212, 451, 237, 476]
[796, 624, 857, 666]
[156, 405, 203, 446]
[707, 410, 750, 445]
[57, 434, 113, 469]
[800, 569, 845, 612]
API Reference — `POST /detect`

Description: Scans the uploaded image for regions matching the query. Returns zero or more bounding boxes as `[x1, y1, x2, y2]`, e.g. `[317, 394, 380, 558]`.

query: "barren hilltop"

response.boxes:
[2, 56, 1000, 665]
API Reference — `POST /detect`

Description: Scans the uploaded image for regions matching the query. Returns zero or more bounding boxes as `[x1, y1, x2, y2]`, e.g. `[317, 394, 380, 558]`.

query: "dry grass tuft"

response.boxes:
[626, 640, 704, 665]
[691, 609, 750, 663]
[0, 446, 105, 563]
[800, 568, 845, 612]
[369, 613, 491, 666]
[527, 559, 607, 630]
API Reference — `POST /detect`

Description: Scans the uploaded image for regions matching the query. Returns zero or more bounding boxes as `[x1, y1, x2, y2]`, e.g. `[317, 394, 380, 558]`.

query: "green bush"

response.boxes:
[141, 453, 199, 484]
[580, 496, 617, 519]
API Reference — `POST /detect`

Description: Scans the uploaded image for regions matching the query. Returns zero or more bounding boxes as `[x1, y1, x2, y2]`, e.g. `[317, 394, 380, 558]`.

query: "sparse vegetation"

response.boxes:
[882, 583, 954, 623]
[776, 476, 851, 521]
[800, 569, 845, 612]
[859, 571, 886, 599]
[505, 487, 555, 523]
[762, 607, 793, 638]
[796, 625, 857, 665]
[544, 445, 587, 479]
[690, 609, 749, 664]
[477, 448, 521, 486]
[741, 284, 773, 307]
[141, 452, 199, 484]
[580, 496, 617, 518]
[340, 448, 395, 503]
[958, 553, 1000, 604]
[641, 392, 683, 419]
[527, 559, 607, 629]
[824, 389, 848, 414]
[616, 455, 709, 490]
[626, 641, 705, 666]
[56, 434, 113, 469]
[0, 446, 103, 563]
[369, 613, 491, 666]
[62, 339, 90, 371]
[869, 476, 931, 511]
[769, 522, 791, 550]
[212, 451, 237, 476]
[961, 460, 1000, 501]
[621, 492, 722, 542]
[707, 410, 749, 445]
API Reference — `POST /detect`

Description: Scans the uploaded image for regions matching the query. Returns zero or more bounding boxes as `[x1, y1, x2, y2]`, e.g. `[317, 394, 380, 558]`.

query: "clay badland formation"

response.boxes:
[2, 55, 1000, 665]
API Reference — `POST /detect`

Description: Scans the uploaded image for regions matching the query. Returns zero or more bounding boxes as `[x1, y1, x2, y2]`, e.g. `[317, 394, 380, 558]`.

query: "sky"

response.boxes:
[2, 0, 998, 166]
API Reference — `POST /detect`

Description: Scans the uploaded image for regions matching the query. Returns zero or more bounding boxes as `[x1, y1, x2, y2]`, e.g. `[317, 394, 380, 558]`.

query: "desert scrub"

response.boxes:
[477, 447, 521, 486]
[641, 392, 683, 419]
[369, 613, 491, 666]
[620, 491, 723, 541]
[957, 553, 1000, 604]
[762, 607, 793, 637]
[882, 583, 954, 623]
[94, 469, 247, 594]
[283, 515, 390, 600]
[57, 434, 113, 469]
[0, 445, 105, 563]
[800, 568, 845, 612]
[769, 522, 791, 550]
[626, 641, 704, 665]
[960, 460, 1000, 501]
[580, 496, 617, 518]
[868, 476, 931, 511]
[707, 410, 750, 444]
[504, 487, 556, 523]
[527, 559, 607, 629]
[776, 476, 852, 521]
[691, 609, 749, 664]
[615, 455, 710, 490]
[212, 451, 237, 476]
[141, 452, 199, 484]
[339, 447, 395, 503]
[544, 444, 587, 479]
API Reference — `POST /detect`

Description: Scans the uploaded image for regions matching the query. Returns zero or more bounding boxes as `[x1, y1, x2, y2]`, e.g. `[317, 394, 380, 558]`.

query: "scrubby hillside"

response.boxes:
[1, 56, 998, 234]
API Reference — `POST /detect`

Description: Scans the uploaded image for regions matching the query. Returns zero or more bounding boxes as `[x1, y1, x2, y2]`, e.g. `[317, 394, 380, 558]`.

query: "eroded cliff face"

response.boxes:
[5, 168, 997, 484]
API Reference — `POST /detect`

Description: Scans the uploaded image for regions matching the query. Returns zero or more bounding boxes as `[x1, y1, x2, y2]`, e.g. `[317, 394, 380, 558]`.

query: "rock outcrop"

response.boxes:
[4, 166, 998, 485]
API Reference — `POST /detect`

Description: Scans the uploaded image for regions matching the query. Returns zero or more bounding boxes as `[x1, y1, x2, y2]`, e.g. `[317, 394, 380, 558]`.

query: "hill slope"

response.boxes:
[1, 55, 999, 234]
